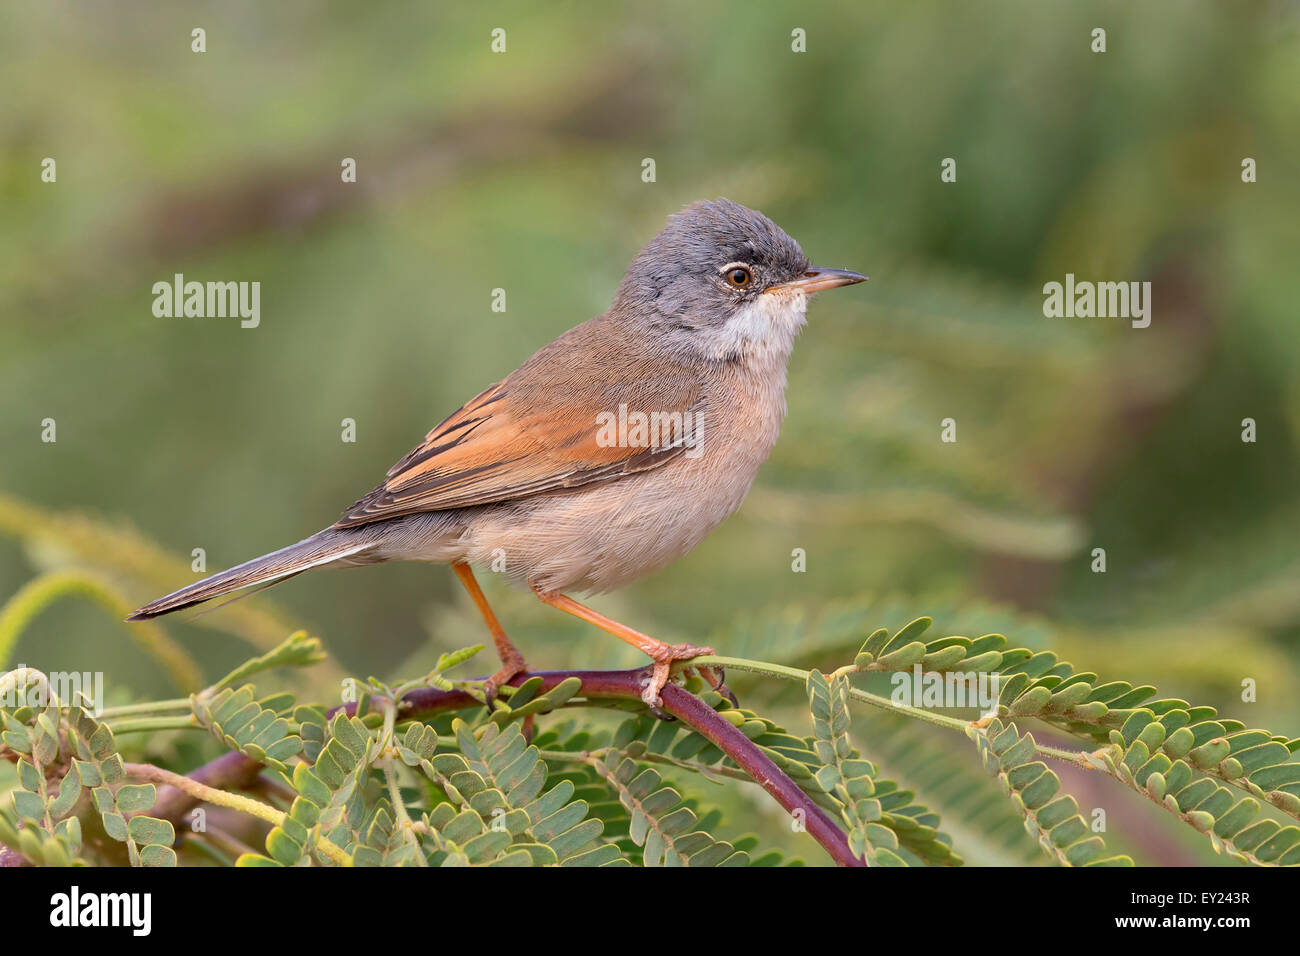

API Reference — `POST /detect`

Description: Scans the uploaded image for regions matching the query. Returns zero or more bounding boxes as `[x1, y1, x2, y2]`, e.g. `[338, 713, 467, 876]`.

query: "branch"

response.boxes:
[151, 667, 864, 867]
[126, 762, 352, 867]
[150, 750, 266, 824]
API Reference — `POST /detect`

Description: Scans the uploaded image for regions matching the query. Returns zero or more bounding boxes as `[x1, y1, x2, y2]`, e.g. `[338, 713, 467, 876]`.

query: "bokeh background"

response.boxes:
[2, 1, 1298, 864]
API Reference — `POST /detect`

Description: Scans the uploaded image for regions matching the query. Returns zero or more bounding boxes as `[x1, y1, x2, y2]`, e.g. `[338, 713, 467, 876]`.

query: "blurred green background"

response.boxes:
[2, 1, 1298, 864]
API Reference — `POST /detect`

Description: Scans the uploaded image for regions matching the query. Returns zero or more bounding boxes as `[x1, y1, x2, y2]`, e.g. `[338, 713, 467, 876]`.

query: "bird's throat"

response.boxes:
[711, 291, 809, 368]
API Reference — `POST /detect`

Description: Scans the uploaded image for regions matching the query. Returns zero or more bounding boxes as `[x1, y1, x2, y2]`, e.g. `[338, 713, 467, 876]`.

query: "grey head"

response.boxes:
[611, 199, 866, 363]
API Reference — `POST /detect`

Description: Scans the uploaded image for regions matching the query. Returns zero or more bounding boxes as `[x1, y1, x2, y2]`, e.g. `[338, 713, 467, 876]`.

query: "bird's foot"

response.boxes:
[640, 642, 715, 719]
[481, 650, 529, 711]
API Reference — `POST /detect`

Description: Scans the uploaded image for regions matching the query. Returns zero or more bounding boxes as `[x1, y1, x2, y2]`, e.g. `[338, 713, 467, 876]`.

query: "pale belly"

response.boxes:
[468, 373, 786, 593]
[462, 454, 756, 593]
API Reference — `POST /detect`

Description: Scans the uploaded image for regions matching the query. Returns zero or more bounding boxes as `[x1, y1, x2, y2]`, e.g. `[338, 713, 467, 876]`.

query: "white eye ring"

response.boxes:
[720, 263, 753, 288]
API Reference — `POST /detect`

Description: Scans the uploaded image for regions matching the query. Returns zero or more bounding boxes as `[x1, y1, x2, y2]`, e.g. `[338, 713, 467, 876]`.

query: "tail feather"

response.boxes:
[126, 530, 370, 621]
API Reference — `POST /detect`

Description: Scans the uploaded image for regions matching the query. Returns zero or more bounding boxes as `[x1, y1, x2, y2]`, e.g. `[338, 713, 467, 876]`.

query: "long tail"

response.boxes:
[126, 528, 371, 620]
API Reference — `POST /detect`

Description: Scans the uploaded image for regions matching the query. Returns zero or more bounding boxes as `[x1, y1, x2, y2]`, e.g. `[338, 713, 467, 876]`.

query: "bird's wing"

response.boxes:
[333, 374, 702, 528]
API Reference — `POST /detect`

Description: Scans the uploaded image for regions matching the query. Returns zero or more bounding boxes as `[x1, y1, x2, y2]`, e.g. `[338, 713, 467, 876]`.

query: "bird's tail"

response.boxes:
[126, 528, 371, 621]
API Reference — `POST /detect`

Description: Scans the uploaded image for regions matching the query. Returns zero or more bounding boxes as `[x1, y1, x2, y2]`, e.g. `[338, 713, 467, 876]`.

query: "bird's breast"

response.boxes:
[460, 363, 790, 595]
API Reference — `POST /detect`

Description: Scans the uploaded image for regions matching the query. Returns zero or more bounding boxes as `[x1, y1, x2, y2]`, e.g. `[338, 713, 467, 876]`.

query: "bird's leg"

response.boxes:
[530, 586, 734, 717]
[452, 562, 528, 709]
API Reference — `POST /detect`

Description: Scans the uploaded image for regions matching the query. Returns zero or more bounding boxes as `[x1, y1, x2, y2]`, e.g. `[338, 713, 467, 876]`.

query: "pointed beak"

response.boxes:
[764, 267, 868, 295]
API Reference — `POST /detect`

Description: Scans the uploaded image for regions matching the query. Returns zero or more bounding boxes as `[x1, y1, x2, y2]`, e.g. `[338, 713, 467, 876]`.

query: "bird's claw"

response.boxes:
[481, 654, 529, 711]
[697, 665, 739, 707]
[640, 642, 717, 719]
[644, 698, 677, 721]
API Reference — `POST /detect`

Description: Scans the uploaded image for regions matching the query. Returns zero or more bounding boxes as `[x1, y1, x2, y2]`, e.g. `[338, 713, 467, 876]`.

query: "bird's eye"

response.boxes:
[723, 265, 752, 288]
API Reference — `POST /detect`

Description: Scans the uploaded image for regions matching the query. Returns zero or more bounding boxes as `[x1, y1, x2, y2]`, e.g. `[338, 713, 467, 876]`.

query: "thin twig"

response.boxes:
[124, 761, 352, 867]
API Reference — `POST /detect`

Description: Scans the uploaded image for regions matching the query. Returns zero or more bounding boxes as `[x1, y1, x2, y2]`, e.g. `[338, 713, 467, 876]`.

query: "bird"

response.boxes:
[128, 199, 866, 714]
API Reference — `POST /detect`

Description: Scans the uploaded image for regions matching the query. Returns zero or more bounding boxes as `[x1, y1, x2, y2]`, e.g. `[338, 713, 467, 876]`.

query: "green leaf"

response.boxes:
[127, 815, 174, 847]
[209, 630, 326, 690]
[114, 784, 157, 814]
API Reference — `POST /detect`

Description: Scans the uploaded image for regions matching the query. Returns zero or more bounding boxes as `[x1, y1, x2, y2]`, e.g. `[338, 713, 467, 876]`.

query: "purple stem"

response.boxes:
[156, 667, 864, 867]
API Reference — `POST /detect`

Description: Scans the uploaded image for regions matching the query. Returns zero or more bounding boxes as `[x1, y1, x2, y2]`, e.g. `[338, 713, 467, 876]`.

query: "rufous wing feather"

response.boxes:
[334, 356, 702, 528]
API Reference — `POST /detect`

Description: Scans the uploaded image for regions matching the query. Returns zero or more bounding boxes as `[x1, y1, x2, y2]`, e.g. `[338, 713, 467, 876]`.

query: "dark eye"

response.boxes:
[724, 265, 752, 288]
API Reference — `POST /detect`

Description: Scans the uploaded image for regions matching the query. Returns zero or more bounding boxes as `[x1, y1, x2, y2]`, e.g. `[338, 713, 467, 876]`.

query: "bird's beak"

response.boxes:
[764, 267, 868, 295]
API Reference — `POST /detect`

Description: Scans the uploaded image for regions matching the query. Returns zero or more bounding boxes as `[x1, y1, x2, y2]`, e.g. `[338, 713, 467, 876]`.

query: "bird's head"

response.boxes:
[613, 198, 866, 363]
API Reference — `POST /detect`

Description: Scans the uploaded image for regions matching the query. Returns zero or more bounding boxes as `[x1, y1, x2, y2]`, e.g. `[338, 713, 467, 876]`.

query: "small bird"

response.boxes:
[129, 199, 866, 712]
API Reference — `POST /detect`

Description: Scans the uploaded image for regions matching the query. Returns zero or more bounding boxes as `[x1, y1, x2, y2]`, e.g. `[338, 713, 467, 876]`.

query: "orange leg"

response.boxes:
[453, 562, 528, 707]
[530, 586, 732, 714]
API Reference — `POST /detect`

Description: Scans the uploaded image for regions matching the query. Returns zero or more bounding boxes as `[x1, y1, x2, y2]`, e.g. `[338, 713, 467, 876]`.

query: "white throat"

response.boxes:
[707, 290, 809, 368]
